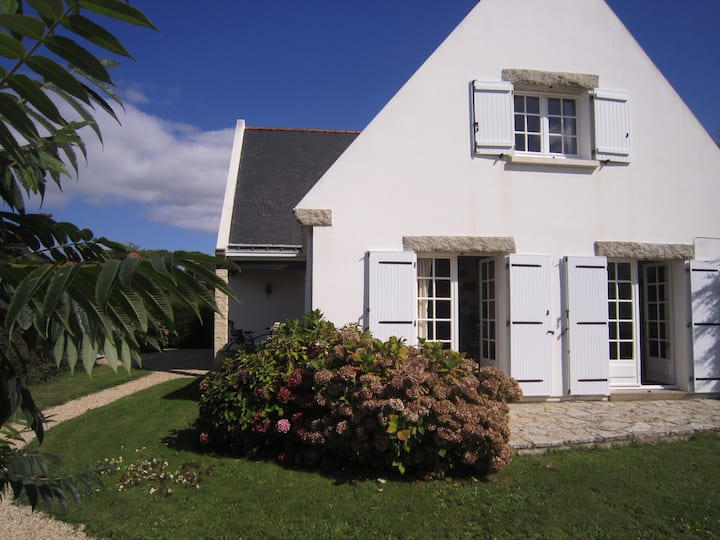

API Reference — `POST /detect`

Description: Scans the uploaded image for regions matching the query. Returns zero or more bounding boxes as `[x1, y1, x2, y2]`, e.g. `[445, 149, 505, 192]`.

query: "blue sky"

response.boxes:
[36, 1, 720, 254]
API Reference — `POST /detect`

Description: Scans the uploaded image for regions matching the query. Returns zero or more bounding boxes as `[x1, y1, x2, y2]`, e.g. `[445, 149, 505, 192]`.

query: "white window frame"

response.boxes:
[513, 92, 579, 157]
[417, 255, 458, 350]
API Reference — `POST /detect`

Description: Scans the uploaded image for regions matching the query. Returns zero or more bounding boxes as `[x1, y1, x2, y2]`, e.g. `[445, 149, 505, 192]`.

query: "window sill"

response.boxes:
[506, 154, 600, 170]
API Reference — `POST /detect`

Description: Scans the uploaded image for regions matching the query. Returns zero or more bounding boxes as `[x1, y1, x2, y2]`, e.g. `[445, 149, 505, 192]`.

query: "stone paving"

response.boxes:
[509, 398, 720, 454]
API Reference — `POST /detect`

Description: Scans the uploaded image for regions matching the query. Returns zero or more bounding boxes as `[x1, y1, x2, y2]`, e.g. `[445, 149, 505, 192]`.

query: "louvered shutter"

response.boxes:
[689, 260, 720, 393]
[472, 81, 514, 155]
[366, 251, 417, 345]
[508, 254, 552, 396]
[593, 88, 631, 163]
[563, 256, 609, 395]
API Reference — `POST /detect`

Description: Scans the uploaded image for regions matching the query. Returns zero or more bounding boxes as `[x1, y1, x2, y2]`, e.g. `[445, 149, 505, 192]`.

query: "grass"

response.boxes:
[28, 364, 152, 410]
[27, 377, 720, 539]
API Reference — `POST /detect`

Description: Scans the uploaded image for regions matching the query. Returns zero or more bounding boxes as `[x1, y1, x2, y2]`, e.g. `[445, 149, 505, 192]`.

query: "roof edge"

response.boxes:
[216, 120, 246, 253]
[245, 126, 360, 135]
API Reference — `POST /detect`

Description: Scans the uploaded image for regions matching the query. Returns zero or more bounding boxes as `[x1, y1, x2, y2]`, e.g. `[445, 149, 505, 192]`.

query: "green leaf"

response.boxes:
[26, 55, 89, 104]
[26, 0, 64, 19]
[0, 91, 39, 140]
[0, 0, 19, 15]
[52, 331, 65, 366]
[94, 258, 120, 307]
[117, 253, 138, 287]
[60, 13, 131, 57]
[79, 0, 157, 29]
[81, 333, 96, 373]
[4, 264, 54, 333]
[45, 35, 112, 83]
[0, 13, 46, 39]
[65, 336, 78, 372]
[7, 74, 65, 124]
[0, 31, 25, 58]
[103, 335, 117, 371]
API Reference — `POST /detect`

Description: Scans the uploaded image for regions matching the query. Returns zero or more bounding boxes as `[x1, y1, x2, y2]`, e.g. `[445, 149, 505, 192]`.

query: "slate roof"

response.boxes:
[228, 127, 358, 248]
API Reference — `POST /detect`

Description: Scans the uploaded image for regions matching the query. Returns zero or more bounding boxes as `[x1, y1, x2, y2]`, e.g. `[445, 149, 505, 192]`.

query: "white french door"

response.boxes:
[607, 261, 640, 386]
[642, 263, 674, 385]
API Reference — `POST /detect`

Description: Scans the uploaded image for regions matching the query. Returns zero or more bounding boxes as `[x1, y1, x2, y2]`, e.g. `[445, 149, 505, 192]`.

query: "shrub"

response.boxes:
[197, 311, 522, 477]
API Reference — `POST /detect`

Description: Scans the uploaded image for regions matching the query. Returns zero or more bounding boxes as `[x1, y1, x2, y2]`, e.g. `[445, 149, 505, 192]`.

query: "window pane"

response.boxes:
[436, 300, 451, 319]
[514, 114, 525, 131]
[618, 283, 631, 299]
[619, 302, 633, 320]
[488, 322, 495, 339]
[619, 322, 633, 339]
[608, 283, 616, 300]
[608, 303, 617, 319]
[482, 342, 489, 359]
[548, 116, 562, 134]
[610, 342, 618, 360]
[617, 263, 631, 281]
[649, 304, 658, 320]
[659, 341, 668, 359]
[515, 134, 525, 151]
[436, 322, 451, 340]
[514, 95, 525, 112]
[609, 322, 617, 339]
[564, 117, 577, 136]
[436, 280, 450, 298]
[649, 323, 658, 339]
[528, 134, 541, 152]
[488, 342, 496, 360]
[548, 98, 561, 115]
[549, 136, 563, 154]
[427, 323, 434, 340]
[427, 302, 434, 318]
[526, 96, 540, 114]
[608, 263, 616, 281]
[527, 115, 540, 133]
[564, 137, 577, 155]
[659, 323, 667, 340]
[435, 258, 450, 277]
[487, 261, 495, 279]
[563, 99, 576, 116]
[619, 342, 633, 360]
[657, 266, 665, 282]
[648, 284, 657, 302]
[650, 341, 659, 357]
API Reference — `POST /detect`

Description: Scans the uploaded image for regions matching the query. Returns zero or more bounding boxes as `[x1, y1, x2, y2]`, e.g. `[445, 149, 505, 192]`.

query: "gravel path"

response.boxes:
[0, 349, 211, 539]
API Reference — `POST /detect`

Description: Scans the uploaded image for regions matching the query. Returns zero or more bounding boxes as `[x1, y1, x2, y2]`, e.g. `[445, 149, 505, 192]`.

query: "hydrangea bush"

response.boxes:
[197, 311, 522, 476]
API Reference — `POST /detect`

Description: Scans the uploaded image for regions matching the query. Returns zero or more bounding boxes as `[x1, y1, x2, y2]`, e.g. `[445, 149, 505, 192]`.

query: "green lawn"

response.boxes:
[28, 378, 720, 539]
[28, 364, 152, 410]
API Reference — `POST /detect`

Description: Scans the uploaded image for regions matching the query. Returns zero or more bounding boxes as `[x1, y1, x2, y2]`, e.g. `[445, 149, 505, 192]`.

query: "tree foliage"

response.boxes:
[0, 0, 235, 509]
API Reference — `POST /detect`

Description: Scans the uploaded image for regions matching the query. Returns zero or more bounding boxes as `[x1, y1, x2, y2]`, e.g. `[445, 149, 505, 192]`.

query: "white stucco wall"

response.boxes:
[227, 269, 306, 338]
[296, 0, 720, 396]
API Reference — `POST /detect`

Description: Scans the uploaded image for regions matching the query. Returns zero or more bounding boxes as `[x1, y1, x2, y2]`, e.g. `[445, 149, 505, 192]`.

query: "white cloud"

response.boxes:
[40, 104, 234, 235]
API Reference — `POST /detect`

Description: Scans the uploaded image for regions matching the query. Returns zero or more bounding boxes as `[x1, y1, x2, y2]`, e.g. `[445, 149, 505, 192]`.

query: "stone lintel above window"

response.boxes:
[293, 208, 332, 226]
[595, 241, 694, 260]
[502, 68, 599, 94]
[403, 236, 516, 254]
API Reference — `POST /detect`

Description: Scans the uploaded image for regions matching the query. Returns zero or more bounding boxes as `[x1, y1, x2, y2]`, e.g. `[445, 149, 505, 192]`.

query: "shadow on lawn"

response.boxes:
[160, 377, 202, 402]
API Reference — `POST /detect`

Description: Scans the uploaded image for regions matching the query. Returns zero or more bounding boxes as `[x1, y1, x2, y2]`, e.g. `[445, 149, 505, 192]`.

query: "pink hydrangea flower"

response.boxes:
[276, 419, 291, 433]
[199, 432, 209, 444]
[277, 387, 292, 403]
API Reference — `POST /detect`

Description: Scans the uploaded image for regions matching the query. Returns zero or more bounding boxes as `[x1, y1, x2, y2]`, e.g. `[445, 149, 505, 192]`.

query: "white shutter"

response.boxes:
[593, 88, 631, 163]
[508, 254, 552, 396]
[689, 260, 720, 393]
[472, 81, 514, 156]
[563, 256, 609, 395]
[366, 251, 417, 345]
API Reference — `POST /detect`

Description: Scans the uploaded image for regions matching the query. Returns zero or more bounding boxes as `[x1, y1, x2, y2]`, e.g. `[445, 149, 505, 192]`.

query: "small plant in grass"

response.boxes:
[197, 311, 522, 477]
[97, 446, 214, 498]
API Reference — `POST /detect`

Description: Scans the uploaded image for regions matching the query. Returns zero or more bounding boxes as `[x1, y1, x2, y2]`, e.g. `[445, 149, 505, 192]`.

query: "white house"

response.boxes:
[217, 0, 720, 398]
